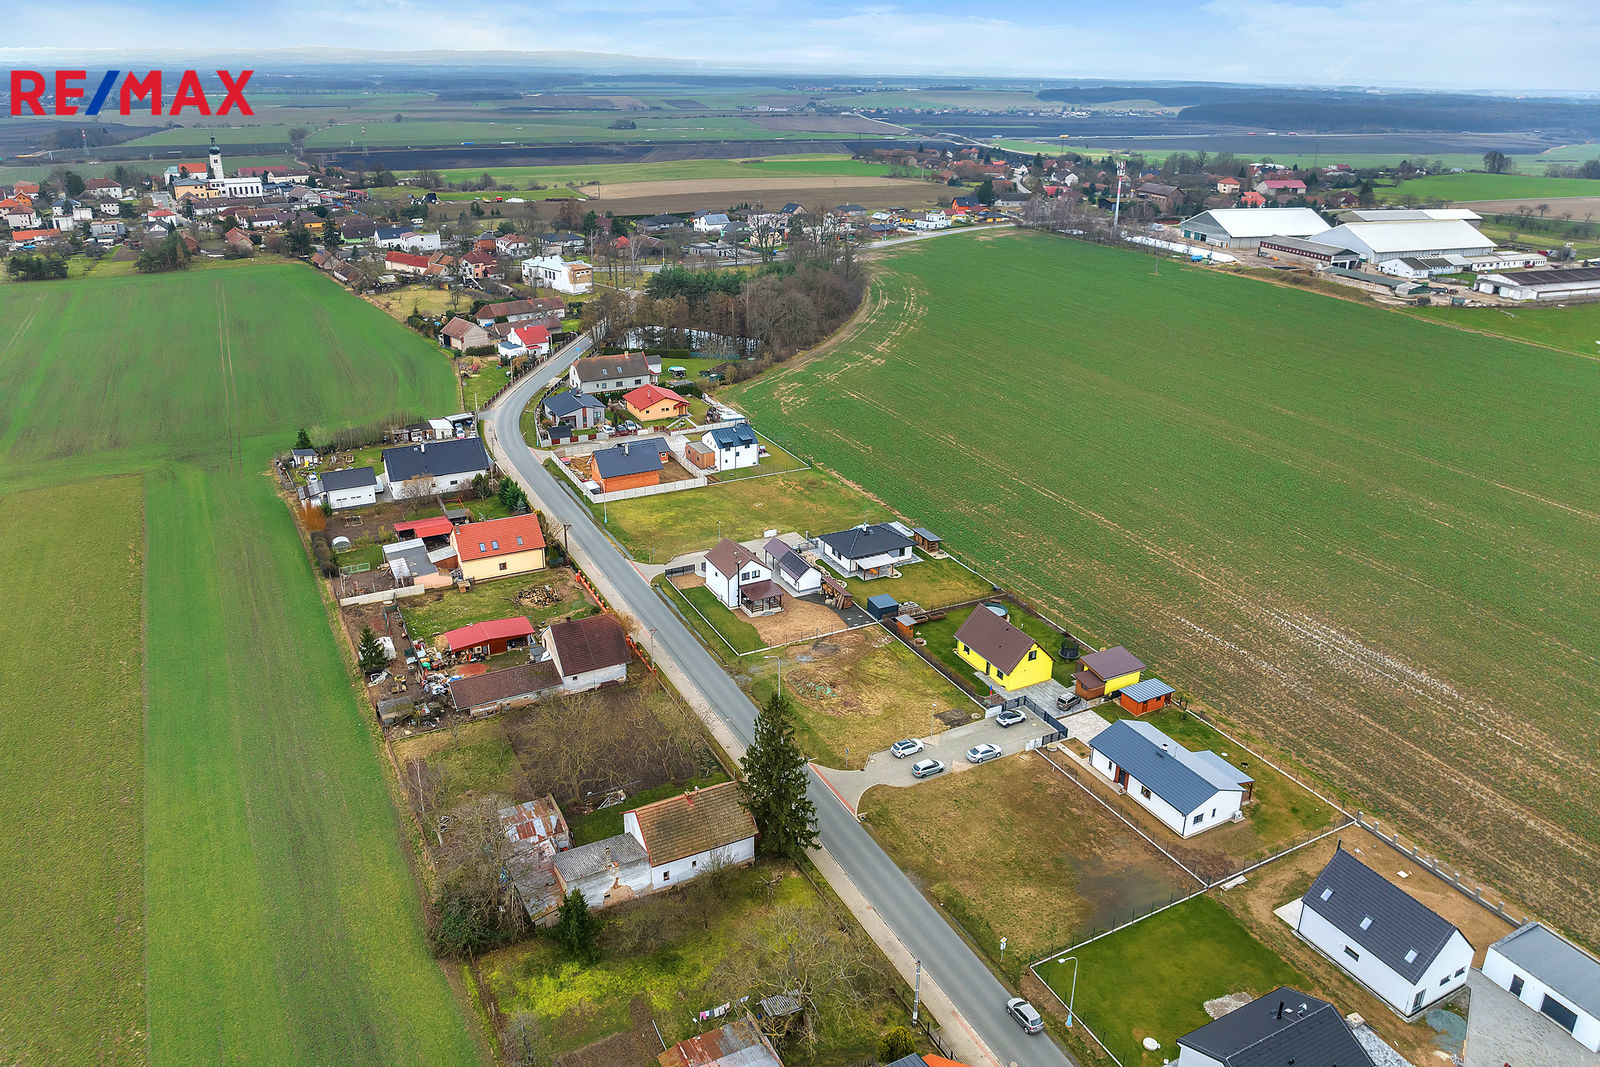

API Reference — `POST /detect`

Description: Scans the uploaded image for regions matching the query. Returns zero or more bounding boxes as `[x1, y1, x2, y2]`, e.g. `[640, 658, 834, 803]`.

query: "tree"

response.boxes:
[498, 477, 527, 512]
[321, 217, 342, 247]
[394, 112, 404, 123]
[284, 225, 314, 258]
[741, 691, 818, 861]
[289, 127, 309, 147]
[1483, 150, 1511, 174]
[876, 1026, 917, 1062]
[295, 428, 313, 450]
[357, 626, 388, 674]
[556, 888, 599, 962]
[63, 171, 85, 197]
[974, 178, 996, 205]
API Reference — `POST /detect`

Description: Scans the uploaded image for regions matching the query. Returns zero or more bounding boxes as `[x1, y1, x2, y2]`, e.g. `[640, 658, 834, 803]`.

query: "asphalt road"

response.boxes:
[485, 339, 1074, 1067]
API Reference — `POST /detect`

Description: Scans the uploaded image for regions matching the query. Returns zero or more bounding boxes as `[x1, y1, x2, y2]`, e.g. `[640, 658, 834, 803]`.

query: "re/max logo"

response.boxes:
[8, 70, 253, 116]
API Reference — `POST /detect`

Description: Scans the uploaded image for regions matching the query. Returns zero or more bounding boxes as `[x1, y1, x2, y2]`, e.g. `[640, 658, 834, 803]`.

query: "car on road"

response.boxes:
[996, 707, 1027, 728]
[1006, 997, 1045, 1034]
[966, 743, 1002, 764]
[891, 738, 925, 759]
[910, 758, 946, 779]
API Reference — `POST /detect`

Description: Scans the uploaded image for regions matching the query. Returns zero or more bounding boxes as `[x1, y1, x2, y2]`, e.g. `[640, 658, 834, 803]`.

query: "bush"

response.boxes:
[876, 1027, 916, 1062]
[428, 893, 496, 957]
[309, 530, 337, 578]
[464, 344, 497, 359]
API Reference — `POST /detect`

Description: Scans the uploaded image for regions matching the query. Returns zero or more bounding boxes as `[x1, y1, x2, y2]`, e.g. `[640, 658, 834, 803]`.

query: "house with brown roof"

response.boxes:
[623, 781, 757, 889]
[447, 661, 562, 717]
[700, 538, 783, 616]
[569, 351, 656, 393]
[1074, 645, 1146, 700]
[543, 614, 630, 692]
[439, 316, 491, 351]
[953, 604, 1053, 691]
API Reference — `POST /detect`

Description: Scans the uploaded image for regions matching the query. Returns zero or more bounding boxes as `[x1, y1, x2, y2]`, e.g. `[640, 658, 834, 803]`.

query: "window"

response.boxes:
[661, 870, 670, 882]
[1454, 967, 1466, 978]
[499, 562, 507, 571]
[1193, 813, 1204, 825]
[1441, 976, 1450, 987]
[1412, 990, 1425, 1013]
[1140, 786, 1152, 800]
[1028, 649, 1038, 661]
[1540, 994, 1578, 1033]
[1360, 916, 1373, 930]
[1404, 949, 1419, 964]
[1320, 888, 1333, 902]
[1344, 946, 1360, 962]
[1509, 975, 1524, 997]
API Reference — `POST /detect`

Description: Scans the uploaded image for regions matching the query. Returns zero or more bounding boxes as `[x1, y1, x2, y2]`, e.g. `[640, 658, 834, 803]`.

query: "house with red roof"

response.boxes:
[624, 384, 691, 422]
[1239, 190, 1268, 208]
[450, 514, 547, 581]
[386, 250, 432, 277]
[439, 616, 536, 656]
[1256, 177, 1308, 196]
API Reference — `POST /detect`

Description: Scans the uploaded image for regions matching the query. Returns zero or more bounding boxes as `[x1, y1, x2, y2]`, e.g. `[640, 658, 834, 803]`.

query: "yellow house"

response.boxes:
[952, 605, 1053, 691]
[623, 384, 691, 423]
[449, 514, 547, 582]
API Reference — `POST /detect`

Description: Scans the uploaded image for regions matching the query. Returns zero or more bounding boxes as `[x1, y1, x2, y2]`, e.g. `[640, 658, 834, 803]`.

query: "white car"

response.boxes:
[996, 707, 1027, 728]
[891, 738, 925, 759]
[966, 743, 1002, 764]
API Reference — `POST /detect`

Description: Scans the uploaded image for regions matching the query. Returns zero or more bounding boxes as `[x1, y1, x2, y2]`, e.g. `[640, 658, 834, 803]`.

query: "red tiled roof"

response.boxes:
[441, 616, 535, 653]
[386, 251, 431, 268]
[628, 781, 756, 866]
[510, 324, 550, 346]
[393, 516, 455, 539]
[624, 384, 688, 410]
[451, 515, 545, 562]
[545, 614, 629, 677]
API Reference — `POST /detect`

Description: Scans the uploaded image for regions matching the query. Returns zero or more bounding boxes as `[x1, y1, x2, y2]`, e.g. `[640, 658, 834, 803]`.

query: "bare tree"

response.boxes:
[502, 1011, 552, 1067]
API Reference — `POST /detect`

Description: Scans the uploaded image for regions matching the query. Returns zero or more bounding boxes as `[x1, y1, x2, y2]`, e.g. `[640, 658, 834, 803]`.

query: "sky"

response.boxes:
[3, 0, 1599, 93]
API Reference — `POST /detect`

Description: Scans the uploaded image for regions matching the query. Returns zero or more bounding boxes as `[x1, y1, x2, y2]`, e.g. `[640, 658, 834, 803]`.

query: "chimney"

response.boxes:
[1161, 742, 1170, 756]
[1277, 1000, 1285, 1019]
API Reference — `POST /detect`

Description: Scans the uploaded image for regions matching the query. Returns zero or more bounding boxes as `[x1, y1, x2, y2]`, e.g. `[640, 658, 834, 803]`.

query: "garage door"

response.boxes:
[1541, 994, 1579, 1034]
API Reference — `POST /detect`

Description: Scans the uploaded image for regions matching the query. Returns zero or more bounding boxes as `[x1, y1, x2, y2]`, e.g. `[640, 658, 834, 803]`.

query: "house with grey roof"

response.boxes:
[1296, 848, 1474, 1018]
[1483, 922, 1600, 1052]
[310, 466, 378, 510]
[687, 423, 759, 472]
[552, 833, 651, 909]
[1089, 719, 1253, 838]
[764, 537, 821, 596]
[381, 437, 491, 497]
[815, 522, 916, 580]
[539, 388, 606, 434]
[1175, 986, 1374, 1067]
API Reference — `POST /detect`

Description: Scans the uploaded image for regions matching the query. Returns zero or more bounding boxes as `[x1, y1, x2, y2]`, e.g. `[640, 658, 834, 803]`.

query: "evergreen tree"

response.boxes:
[295, 428, 312, 450]
[357, 626, 388, 674]
[741, 691, 818, 861]
[876, 1026, 917, 1062]
[556, 888, 599, 962]
[975, 178, 996, 205]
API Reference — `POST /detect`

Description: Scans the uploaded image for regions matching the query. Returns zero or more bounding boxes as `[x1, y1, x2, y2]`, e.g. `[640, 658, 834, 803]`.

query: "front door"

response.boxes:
[1115, 767, 1128, 787]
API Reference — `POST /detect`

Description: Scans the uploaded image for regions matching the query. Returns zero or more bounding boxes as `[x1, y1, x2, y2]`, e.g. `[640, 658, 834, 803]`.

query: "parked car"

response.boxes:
[996, 707, 1026, 728]
[891, 738, 925, 759]
[966, 743, 1002, 764]
[910, 758, 946, 779]
[1006, 997, 1045, 1034]
[1057, 693, 1084, 713]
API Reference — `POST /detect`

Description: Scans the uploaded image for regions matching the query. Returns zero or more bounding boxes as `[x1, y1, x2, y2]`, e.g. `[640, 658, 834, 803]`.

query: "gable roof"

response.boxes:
[439, 316, 482, 340]
[542, 388, 605, 418]
[766, 539, 815, 582]
[440, 616, 536, 652]
[479, 298, 537, 318]
[1079, 645, 1145, 680]
[317, 466, 375, 492]
[574, 352, 651, 383]
[817, 522, 912, 560]
[382, 437, 490, 482]
[509, 323, 550, 346]
[452, 515, 545, 561]
[1312, 219, 1493, 255]
[1177, 987, 1374, 1067]
[1090, 719, 1250, 815]
[1489, 922, 1600, 1021]
[1119, 678, 1174, 703]
[705, 537, 763, 579]
[1181, 207, 1328, 240]
[628, 781, 756, 866]
[447, 660, 560, 710]
[953, 606, 1041, 674]
[625, 384, 689, 410]
[1301, 848, 1463, 984]
[385, 250, 431, 269]
[708, 424, 757, 449]
[545, 614, 629, 677]
[592, 442, 664, 479]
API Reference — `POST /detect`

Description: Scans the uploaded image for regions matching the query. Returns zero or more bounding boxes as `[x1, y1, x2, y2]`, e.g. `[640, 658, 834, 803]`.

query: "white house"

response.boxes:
[380, 437, 491, 497]
[521, 255, 593, 294]
[542, 614, 629, 693]
[697, 423, 759, 471]
[552, 834, 652, 910]
[815, 522, 916, 580]
[1482, 922, 1600, 1053]
[375, 226, 441, 252]
[915, 212, 952, 231]
[1175, 987, 1376, 1067]
[693, 212, 731, 234]
[764, 537, 822, 596]
[700, 538, 783, 616]
[1088, 719, 1252, 837]
[1296, 848, 1474, 1018]
[622, 781, 757, 890]
[311, 466, 378, 510]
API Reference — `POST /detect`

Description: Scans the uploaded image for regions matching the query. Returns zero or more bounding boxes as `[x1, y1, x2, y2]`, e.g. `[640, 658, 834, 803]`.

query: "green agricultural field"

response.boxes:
[1412, 300, 1600, 356]
[0, 264, 479, 1064]
[1386, 171, 1600, 202]
[1034, 894, 1307, 1067]
[732, 229, 1600, 948]
[396, 154, 907, 189]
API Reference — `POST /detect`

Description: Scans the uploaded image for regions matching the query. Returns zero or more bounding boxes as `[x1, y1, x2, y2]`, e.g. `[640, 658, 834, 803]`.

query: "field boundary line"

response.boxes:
[1186, 708, 1353, 817]
[1034, 747, 1210, 887]
[1026, 967, 1126, 1067]
[735, 618, 883, 657]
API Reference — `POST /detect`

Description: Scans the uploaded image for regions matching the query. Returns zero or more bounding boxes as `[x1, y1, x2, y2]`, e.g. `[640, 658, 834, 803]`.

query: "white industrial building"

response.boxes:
[1475, 265, 1600, 302]
[1482, 922, 1600, 1053]
[1296, 848, 1474, 1018]
[1309, 214, 1495, 264]
[1178, 207, 1329, 249]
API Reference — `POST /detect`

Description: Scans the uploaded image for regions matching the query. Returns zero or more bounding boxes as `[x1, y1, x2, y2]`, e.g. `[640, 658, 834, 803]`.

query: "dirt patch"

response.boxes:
[555, 996, 661, 1067]
[582, 176, 945, 214]
[747, 594, 849, 645]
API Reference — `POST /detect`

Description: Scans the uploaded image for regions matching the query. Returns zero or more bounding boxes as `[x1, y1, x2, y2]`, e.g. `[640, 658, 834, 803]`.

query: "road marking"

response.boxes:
[810, 763, 857, 817]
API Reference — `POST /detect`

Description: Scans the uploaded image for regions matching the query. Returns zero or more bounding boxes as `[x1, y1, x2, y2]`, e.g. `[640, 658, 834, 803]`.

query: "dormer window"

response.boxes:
[1360, 916, 1372, 930]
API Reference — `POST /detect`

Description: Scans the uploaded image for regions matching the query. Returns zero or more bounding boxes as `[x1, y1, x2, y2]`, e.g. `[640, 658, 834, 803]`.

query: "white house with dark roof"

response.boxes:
[1296, 848, 1474, 1018]
[310, 466, 378, 510]
[764, 537, 822, 596]
[1089, 719, 1252, 837]
[696, 423, 759, 471]
[381, 437, 491, 497]
[815, 522, 916, 580]
[1483, 922, 1600, 1052]
[1175, 986, 1374, 1067]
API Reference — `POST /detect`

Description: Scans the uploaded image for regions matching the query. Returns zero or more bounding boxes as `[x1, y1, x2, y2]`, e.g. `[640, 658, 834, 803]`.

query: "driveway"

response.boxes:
[1463, 970, 1600, 1067]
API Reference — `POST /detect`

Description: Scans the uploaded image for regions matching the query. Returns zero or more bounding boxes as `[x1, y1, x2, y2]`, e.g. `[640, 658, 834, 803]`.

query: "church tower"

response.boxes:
[207, 136, 224, 181]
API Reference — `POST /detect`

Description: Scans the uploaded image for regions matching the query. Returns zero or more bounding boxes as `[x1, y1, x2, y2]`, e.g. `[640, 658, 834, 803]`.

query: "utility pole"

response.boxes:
[911, 959, 922, 1025]
[1111, 159, 1127, 233]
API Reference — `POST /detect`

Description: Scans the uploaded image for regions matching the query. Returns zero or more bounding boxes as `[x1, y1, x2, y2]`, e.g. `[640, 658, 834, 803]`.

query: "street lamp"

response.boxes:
[1054, 955, 1080, 1027]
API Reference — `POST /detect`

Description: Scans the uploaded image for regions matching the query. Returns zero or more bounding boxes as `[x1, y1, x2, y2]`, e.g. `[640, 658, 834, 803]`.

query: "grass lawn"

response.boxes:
[480, 861, 903, 1064]
[673, 582, 766, 653]
[732, 229, 1600, 946]
[1034, 894, 1308, 1067]
[0, 262, 479, 1063]
[0, 477, 145, 1063]
[400, 570, 593, 643]
[911, 606, 1077, 694]
[835, 551, 994, 610]
[394, 154, 902, 189]
[461, 360, 512, 409]
[1411, 299, 1600, 357]
[567, 773, 730, 845]
[861, 754, 1194, 977]
[598, 468, 887, 562]
[747, 629, 977, 767]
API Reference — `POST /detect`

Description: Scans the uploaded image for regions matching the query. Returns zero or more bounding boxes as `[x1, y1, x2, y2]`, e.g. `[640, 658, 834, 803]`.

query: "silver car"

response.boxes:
[966, 743, 1002, 764]
[1006, 997, 1045, 1034]
[891, 738, 925, 759]
[911, 758, 947, 779]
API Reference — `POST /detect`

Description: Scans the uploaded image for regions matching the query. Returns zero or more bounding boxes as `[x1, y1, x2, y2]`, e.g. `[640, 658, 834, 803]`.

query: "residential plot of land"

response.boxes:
[732, 229, 1600, 947]
[0, 477, 145, 1065]
[581, 175, 949, 215]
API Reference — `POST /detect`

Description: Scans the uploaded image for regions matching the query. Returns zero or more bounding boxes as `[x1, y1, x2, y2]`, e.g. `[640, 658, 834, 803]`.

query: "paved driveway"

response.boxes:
[1464, 971, 1600, 1067]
